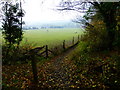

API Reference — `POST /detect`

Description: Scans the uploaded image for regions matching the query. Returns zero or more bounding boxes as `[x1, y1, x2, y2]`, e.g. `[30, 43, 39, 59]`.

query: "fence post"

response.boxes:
[63, 40, 65, 50]
[72, 37, 74, 45]
[46, 45, 48, 58]
[31, 54, 38, 84]
[78, 35, 80, 42]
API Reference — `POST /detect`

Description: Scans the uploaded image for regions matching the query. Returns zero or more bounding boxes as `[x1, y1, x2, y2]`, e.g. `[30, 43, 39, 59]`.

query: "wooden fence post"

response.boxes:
[31, 54, 38, 84]
[72, 37, 74, 45]
[63, 40, 65, 50]
[46, 45, 48, 58]
[78, 35, 79, 42]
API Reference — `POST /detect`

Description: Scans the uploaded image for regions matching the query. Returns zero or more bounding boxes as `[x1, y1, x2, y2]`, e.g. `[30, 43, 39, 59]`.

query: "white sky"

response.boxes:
[0, 0, 84, 26]
[1, 0, 119, 25]
[22, 0, 82, 24]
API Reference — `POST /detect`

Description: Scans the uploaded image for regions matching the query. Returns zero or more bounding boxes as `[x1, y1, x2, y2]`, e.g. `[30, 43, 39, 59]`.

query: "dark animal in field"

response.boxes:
[75, 32, 77, 34]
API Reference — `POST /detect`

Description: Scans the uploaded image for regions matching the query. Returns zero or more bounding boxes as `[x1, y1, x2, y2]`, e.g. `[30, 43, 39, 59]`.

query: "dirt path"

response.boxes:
[34, 45, 89, 88]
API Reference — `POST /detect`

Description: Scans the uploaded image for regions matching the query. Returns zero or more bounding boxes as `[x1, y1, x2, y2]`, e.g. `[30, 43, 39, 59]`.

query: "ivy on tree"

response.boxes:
[2, 2, 24, 48]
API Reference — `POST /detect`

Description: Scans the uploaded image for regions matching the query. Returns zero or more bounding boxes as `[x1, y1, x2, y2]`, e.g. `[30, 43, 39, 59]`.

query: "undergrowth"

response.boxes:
[70, 41, 120, 88]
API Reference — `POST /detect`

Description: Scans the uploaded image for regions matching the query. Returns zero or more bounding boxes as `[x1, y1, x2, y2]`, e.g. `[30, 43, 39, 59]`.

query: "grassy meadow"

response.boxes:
[1, 28, 84, 48]
[21, 28, 84, 47]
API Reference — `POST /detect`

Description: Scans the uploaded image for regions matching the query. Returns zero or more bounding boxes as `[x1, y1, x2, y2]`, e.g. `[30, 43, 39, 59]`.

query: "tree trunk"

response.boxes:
[103, 12, 117, 49]
[98, 6, 117, 49]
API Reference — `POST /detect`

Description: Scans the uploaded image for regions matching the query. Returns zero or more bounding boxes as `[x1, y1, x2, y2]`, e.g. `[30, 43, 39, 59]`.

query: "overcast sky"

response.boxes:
[22, 0, 83, 24]
[1, 0, 119, 25]
[0, 0, 84, 26]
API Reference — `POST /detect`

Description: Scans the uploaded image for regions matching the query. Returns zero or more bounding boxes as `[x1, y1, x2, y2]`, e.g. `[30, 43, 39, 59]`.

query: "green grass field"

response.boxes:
[1, 28, 84, 47]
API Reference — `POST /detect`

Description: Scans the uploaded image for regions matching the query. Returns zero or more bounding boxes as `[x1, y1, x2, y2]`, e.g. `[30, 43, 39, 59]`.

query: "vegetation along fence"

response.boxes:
[29, 35, 80, 83]
[30, 35, 80, 58]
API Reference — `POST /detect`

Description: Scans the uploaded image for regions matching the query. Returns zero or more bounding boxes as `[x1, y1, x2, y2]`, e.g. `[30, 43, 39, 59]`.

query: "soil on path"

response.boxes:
[34, 45, 91, 89]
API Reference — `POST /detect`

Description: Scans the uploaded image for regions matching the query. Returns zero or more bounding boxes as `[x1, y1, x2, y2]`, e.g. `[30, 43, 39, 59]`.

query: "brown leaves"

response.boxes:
[2, 64, 33, 89]
[2, 54, 83, 89]
[4, 48, 117, 89]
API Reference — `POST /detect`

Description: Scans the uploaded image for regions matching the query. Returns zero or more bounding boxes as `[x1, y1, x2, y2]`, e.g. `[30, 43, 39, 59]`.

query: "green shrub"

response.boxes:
[82, 26, 109, 52]
[2, 43, 36, 65]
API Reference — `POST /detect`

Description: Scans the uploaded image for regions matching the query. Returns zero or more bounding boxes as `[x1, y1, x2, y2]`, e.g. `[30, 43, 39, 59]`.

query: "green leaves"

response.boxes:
[2, 2, 25, 48]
